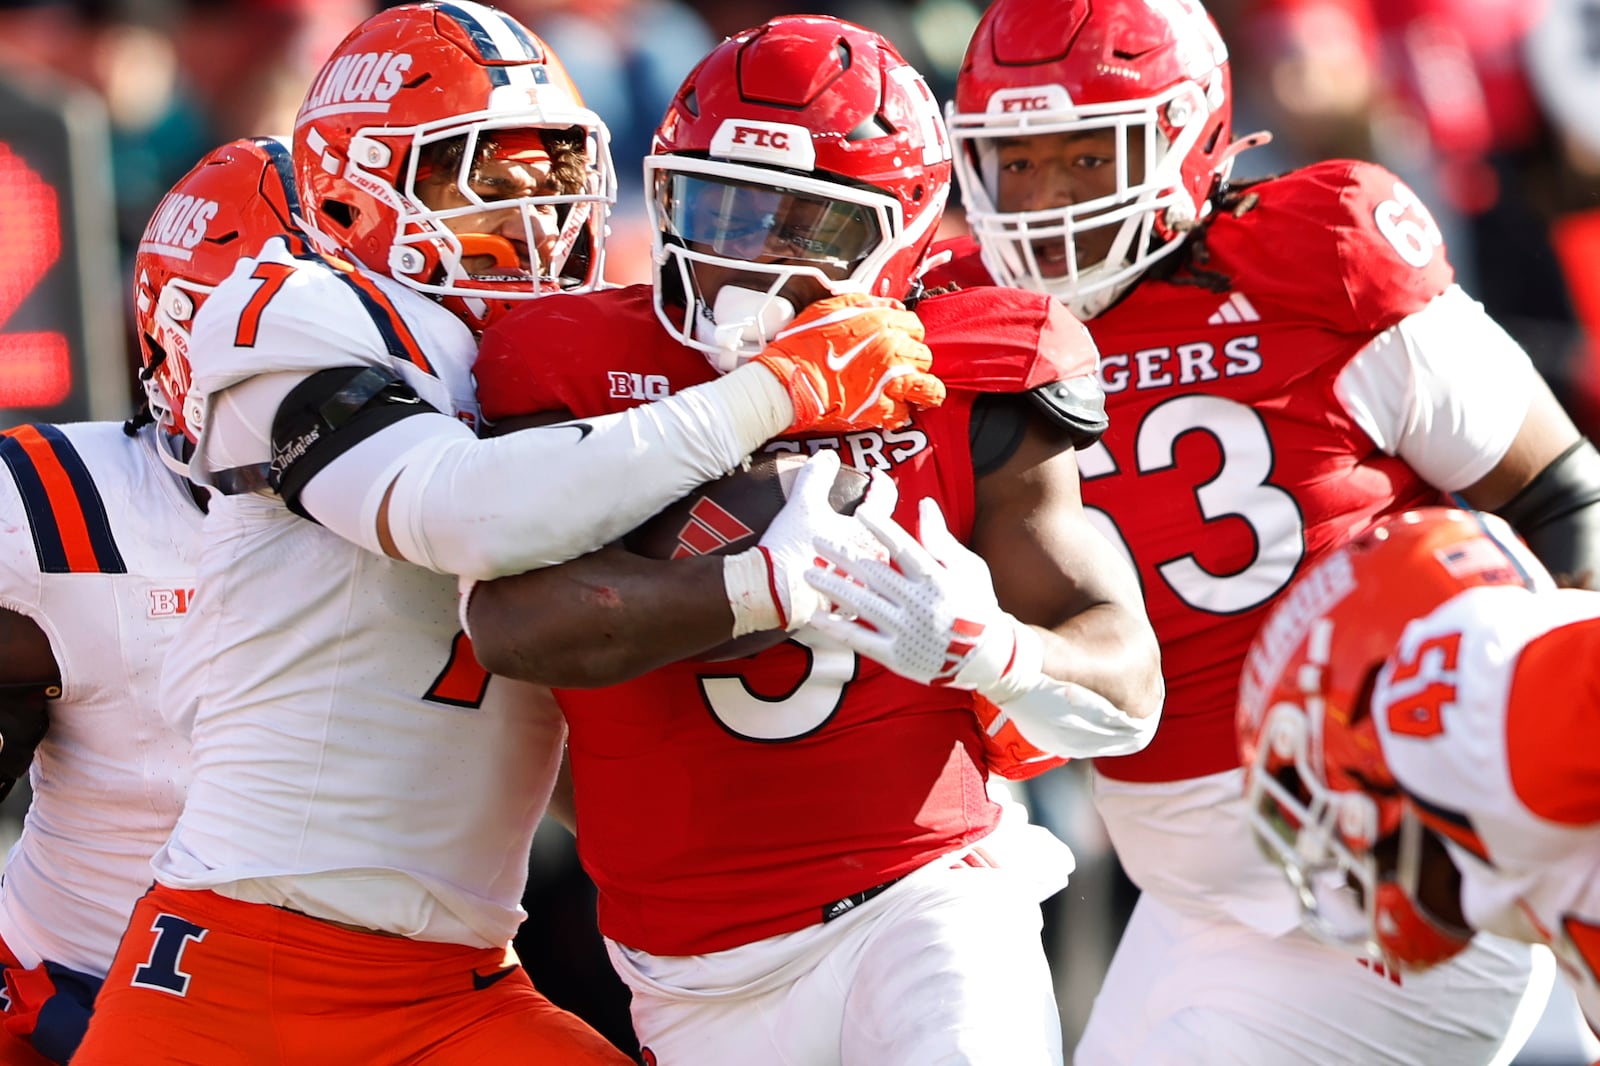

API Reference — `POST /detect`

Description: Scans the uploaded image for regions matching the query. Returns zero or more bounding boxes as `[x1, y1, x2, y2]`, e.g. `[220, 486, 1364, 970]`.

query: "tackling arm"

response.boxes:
[213, 360, 795, 581]
[465, 450, 893, 687]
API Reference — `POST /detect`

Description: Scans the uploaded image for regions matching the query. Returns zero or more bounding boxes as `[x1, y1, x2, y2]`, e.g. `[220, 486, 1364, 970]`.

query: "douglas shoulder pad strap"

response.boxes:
[271, 365, 438, 520]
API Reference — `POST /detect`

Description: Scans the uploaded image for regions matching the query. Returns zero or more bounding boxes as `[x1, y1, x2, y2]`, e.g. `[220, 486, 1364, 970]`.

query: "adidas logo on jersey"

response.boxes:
[300, 51, 412, 122]
[1207, 292, 1260, 325]
[139, 194, 220, 262]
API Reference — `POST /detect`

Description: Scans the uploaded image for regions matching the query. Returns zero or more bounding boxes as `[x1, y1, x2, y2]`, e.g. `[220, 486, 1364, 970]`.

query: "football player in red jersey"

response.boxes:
[464, 15, 1163, 1064]
[927, 0, 1600, 1062]
[1237, 508, 1600, 1055]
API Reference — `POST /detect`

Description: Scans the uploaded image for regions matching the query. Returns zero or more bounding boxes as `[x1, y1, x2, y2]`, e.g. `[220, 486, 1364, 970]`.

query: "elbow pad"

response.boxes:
[1496, 438, 1600, 589]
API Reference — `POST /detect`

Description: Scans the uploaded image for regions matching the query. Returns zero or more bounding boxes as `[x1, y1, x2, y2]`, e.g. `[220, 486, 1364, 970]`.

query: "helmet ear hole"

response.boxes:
[320, 200, 355, 229]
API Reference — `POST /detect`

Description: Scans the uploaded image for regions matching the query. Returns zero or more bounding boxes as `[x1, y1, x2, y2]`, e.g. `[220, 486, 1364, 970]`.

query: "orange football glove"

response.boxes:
[973, 694, 1070, 781]
[753, 293, 946, 434]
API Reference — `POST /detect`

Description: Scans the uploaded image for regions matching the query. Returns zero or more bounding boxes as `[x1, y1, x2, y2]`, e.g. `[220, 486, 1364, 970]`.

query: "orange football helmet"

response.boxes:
[134, 136, 303, 451]
[292, 1, 613, 330]
[1236, 508, 1551, 970]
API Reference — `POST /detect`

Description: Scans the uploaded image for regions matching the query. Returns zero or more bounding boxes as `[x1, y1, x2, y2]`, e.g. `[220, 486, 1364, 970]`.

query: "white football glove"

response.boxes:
[804, 496, 1024, 691]
[806, 497, 1160, 759]
[723, 449, 897, 637]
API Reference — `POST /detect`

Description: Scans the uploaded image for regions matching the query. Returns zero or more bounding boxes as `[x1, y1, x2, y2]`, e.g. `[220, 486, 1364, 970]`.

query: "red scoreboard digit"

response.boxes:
[0, 73, 125, 425]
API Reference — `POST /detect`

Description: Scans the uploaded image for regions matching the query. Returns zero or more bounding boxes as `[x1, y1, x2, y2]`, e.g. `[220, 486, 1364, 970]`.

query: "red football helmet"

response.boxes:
[292, 1, 613, 330]
[948, 0, 1242, 319]
[1237, 509, 1552, 970]
[134, 136, 303, 452]
[646, 15, 952, 371]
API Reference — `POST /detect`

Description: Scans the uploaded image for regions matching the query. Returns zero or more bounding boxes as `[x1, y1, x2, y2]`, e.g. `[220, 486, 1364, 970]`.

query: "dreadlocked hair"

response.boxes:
[1145, 176, 1269, 293]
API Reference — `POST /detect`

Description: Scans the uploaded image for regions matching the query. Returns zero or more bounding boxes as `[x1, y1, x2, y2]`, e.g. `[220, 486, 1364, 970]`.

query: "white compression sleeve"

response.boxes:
[983, 619, 1163, 759]
[380, 363, 793, 580]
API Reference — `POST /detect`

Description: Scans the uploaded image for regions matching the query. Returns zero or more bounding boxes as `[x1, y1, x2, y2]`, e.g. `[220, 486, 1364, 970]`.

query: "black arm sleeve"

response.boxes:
[270, 366, 439, 520]
[1495, 438, 1600, 589]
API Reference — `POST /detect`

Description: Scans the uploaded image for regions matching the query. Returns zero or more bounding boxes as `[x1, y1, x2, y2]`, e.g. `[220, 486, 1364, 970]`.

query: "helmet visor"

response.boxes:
[655, 172, 882, 278]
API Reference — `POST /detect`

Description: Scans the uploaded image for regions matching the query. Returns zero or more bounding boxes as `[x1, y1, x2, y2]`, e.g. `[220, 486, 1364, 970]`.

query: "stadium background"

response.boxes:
[1, 0, 1596, 1060]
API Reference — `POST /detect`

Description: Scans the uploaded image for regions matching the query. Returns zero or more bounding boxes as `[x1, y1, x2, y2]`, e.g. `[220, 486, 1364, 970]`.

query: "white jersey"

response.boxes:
[1375, 585, 1600, 1030]
[157, 238, 561, 949]
[0, 422, 202, 975]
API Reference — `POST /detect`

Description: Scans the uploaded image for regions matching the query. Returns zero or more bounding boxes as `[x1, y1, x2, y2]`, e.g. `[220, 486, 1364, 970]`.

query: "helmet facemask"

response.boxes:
[950, 79, 1217, 320]
[1246, 696, 1392, 962]
[370, 115, 613, 310]
[1244, 690, 1472, 972]
[646, 155, 911, 373]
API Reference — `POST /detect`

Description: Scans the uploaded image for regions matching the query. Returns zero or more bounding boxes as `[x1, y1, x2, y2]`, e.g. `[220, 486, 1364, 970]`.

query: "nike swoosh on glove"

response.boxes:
[723, 449, 898, 637]
[752, 294, 945, 434]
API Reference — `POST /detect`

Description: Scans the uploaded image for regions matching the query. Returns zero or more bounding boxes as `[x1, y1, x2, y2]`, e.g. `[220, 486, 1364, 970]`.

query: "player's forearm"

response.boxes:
[981, 603, 1163, 760]
[464, 549, 739, 686]
[384, 365, 794, 580]
[1039, 601, 1165, 721]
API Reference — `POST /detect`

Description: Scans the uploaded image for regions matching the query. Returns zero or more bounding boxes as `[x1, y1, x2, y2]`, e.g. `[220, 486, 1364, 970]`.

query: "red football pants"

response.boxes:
[74, 885, 632, 1065]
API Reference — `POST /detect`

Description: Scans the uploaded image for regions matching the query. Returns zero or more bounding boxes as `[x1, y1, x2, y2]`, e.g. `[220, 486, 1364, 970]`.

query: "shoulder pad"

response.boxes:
[476, 285, 655, 424]
[920, 287, 1097, 393]
[1029, 374, 1108, 449]
[1205, 161, 1454, 333]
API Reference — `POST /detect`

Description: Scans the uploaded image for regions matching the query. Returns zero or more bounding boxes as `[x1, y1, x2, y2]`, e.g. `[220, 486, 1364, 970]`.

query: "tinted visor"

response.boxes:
[655, 172, 881, 274]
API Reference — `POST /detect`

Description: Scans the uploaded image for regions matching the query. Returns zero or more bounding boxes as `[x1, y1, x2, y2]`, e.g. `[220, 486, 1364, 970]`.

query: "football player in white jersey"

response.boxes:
[0, 135, 301, 1066]
[1239, 507, 1600, 1047]
[72, 4, 946, 1063]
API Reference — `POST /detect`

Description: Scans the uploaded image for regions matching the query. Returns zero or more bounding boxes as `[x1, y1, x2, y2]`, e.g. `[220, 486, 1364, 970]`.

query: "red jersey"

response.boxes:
[929, 160, 1454, 784]
[475, 283, 1088, 954]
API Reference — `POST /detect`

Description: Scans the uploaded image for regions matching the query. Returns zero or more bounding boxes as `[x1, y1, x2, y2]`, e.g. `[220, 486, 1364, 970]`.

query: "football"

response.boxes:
[623, 450, 871, 660]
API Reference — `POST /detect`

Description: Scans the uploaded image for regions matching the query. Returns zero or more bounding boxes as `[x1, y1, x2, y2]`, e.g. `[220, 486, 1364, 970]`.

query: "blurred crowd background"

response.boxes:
[2, 0, 1599, 1060]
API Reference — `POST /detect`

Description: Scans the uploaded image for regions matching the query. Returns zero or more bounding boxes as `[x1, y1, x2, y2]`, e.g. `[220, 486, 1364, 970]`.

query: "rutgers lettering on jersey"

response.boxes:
[921, 161, 1457, 784]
